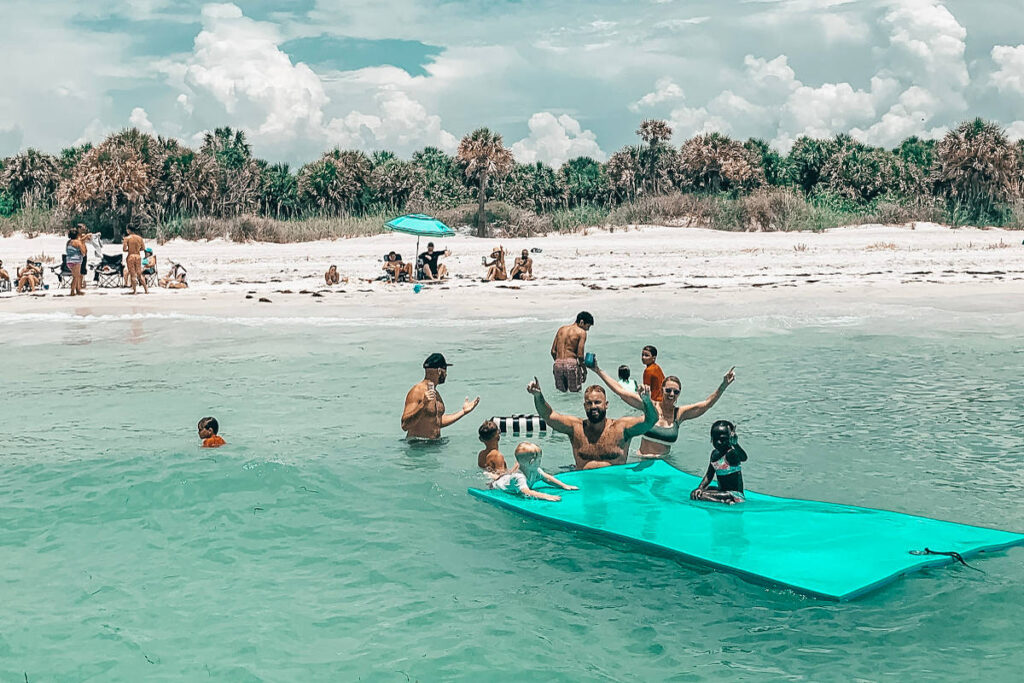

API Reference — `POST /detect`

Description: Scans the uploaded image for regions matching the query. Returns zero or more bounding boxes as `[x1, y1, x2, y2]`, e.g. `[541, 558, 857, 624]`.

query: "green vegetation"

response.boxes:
[2, 118, 1023, 242]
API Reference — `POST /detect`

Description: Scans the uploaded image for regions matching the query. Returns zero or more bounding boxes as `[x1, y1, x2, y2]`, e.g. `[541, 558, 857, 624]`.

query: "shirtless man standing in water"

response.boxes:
[550, 311, 593, 392]
[402, 353, 481, 440]
[122, 227, 148, 294]
[528, 377, 657, 469]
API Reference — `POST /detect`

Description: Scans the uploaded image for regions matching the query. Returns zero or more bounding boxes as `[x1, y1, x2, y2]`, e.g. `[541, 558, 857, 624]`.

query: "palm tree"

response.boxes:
[412, 147, 468, 208]
[636, 119, 674, 194]
[457, 128, 514, 236]
[0, 148, 61, 210]
[371, 158, 424, 210]
[604, 146, 643, 202]
[933, 118, 1021, 223]
[297, 149, 373, 215]
[677, 133, 764, 194]
[56, 134, 156, 237]
[559, 157, 608, 207]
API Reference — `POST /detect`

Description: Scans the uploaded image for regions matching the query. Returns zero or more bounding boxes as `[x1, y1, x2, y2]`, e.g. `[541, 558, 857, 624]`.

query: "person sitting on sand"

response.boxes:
[160, 262, 188, 289]
[1, 259, 11, 287]
[483, 246, 507, 281]
[477, 419, 515, 476]
[142, 247, 157, 276]
[550, 311, 593, 393]
[198, 416, 226, 448]
[528, 376, 657, 470]
[402, 353, 480, 440]
[509, 249, 534, 280]
[418, 242, 450, 281]
[690, 420, 748, 504]
[17, 259, 41, 292]
[591, 359, 735, 461]
[489, 442, 578, 501]
[325, 264, 347, 285]
[383, 251, 413, 281]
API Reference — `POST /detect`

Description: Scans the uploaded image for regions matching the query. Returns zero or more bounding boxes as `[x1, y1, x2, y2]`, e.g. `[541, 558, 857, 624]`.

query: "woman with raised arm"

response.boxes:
[589, 358, 735, 460]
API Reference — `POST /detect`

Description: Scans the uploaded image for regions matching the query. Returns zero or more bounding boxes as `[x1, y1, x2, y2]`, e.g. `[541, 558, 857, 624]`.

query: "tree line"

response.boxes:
[1, 118, 1022, 238]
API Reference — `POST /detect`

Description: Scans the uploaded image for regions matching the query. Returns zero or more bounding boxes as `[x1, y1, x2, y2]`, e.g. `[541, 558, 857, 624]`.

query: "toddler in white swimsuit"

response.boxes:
[490, 442, 578, 501]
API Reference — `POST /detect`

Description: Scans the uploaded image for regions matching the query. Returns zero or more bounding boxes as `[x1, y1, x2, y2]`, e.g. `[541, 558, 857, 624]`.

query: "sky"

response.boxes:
[1, 0, 1024, 167]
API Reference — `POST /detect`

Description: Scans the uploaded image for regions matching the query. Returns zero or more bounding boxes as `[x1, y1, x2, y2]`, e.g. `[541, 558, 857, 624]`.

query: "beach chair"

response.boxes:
[382, 253, 411, 283]
[94, 253, 125, 287]
[143, 266, 158, 288]
[49, 255, 73, 288]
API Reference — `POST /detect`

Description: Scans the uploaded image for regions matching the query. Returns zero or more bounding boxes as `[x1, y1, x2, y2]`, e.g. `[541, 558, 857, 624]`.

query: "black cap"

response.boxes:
[423, 353, 452, 369]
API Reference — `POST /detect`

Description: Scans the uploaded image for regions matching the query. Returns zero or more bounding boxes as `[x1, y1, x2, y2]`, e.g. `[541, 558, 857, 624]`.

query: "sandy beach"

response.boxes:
[2, 223, 1022, 321]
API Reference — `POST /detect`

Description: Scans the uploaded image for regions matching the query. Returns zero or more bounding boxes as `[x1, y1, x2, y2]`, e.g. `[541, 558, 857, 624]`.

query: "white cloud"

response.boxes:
[1006, 120, 1024, 141]
[669, 105, 731, 138]
[991, 44, 1024, 95]
[510, 113, 606, 166]
[176, 93, 193, 116]
[629, 77, 685, 112]
[851, 86, 946, 147]
[128, 107, 155, 134]
[883, 0, 968, 96]
[819, 14, 870, 43]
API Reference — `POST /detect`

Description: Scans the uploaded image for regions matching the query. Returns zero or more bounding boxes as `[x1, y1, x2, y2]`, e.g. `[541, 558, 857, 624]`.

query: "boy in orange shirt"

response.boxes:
[198, 416, 226, 448]
[642, 345, 665, 401]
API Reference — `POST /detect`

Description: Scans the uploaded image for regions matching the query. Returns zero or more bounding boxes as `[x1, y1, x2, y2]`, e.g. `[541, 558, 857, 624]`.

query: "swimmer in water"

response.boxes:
[477, 419, 515, 476]
[198, 416, 226, 448]
[402, 352, 480, 440]
[591, 358, 735, 460]
[489, 442, 577, 501]
[690, 420, 747, 504]
[550, 311, 593, 393]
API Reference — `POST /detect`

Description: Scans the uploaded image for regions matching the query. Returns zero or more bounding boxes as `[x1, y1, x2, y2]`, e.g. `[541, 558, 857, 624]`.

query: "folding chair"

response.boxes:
[49, 255, 73, 288]
[94, 253, 125, 288]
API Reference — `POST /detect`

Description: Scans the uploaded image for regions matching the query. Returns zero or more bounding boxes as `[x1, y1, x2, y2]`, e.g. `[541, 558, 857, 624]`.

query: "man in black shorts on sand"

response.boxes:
[418, 242, 449, 280]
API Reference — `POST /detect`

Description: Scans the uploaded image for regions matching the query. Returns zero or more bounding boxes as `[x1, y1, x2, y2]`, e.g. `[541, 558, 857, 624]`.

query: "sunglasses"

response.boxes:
[662, 388, 680, 396]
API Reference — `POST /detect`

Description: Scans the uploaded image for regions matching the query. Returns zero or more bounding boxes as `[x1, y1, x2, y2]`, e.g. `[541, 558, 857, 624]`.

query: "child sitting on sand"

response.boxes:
[198, 416, 226, 448]
[477, 420, 513, 475]
[690, 420, 747, 504]
[490, 442, 578, 502]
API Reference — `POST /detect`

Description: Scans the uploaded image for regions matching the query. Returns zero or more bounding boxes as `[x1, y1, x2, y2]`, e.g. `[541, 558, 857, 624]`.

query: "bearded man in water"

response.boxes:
[402, 353, 480, 440]
[527, 377, 657, 469]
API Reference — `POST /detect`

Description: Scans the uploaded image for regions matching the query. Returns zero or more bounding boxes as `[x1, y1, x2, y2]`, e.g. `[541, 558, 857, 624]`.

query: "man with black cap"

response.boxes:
[402, 353, 480, 440]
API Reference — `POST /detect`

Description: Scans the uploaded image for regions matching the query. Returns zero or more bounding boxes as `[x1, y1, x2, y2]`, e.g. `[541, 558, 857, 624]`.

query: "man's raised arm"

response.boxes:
[623, 386, 659, 439]
[527, 377, 575, 435]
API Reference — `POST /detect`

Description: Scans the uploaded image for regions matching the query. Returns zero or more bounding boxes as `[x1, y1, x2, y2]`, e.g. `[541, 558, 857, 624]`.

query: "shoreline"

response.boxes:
[2, 222, 1022, 320]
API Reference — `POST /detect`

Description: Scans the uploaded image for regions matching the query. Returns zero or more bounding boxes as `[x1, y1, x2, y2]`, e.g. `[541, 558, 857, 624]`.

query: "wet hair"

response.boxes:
[478, 420, 499, 442]
[198, 416, 220, 435]
[710, 419, 735, 436]
[663, 375, 681, 390]
[643, 345, 658, 358]
[617, 365, 630, 381]
[576, 311, 594, 325]
[328, 264, 337, 270]
[584, 385, 607, 398]
[514, 441, 542, 461]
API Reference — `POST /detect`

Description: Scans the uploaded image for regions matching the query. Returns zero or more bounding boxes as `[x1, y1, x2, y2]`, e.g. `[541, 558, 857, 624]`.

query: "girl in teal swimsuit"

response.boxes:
[591, 361, 736, 460]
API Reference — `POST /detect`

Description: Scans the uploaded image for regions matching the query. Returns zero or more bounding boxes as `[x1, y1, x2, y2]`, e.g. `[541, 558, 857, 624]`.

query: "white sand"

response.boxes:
[1, 223, 1022, 319]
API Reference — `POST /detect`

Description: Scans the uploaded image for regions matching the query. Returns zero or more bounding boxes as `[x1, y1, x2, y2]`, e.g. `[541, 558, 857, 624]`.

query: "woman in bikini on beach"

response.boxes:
[591, 360, 735, 460]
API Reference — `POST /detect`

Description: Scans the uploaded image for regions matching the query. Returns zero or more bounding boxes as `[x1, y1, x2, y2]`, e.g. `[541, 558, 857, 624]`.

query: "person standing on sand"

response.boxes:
[402, 353, 480, 441]
[527, 377, 657, 469]
[66, 227, 86, 296]
[550, 311, 594, 392]
[122, 227, 148, 294]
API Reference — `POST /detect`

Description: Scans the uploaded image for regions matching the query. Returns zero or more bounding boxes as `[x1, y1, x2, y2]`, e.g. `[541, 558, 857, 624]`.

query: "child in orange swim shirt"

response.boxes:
[198, 416, 226, 448]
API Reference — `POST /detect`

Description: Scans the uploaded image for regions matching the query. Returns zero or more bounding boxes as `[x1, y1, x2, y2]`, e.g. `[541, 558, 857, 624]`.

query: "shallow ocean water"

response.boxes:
[1, 298, 1022, 681]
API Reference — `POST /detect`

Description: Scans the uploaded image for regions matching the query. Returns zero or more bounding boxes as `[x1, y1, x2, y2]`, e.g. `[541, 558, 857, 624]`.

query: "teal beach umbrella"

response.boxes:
[384, 214, 455, 262]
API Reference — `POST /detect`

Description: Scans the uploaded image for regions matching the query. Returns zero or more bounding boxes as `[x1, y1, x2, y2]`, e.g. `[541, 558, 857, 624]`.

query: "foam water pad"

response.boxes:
[468, 460, 1024, 601]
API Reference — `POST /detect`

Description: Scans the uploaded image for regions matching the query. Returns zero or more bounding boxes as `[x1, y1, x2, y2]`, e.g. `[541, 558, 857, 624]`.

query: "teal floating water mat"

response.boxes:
[468, 460, 1024, 601]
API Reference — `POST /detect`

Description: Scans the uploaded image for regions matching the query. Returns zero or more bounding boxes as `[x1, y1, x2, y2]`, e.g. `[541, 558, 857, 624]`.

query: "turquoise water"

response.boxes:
[1, 299, 1022, 681]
